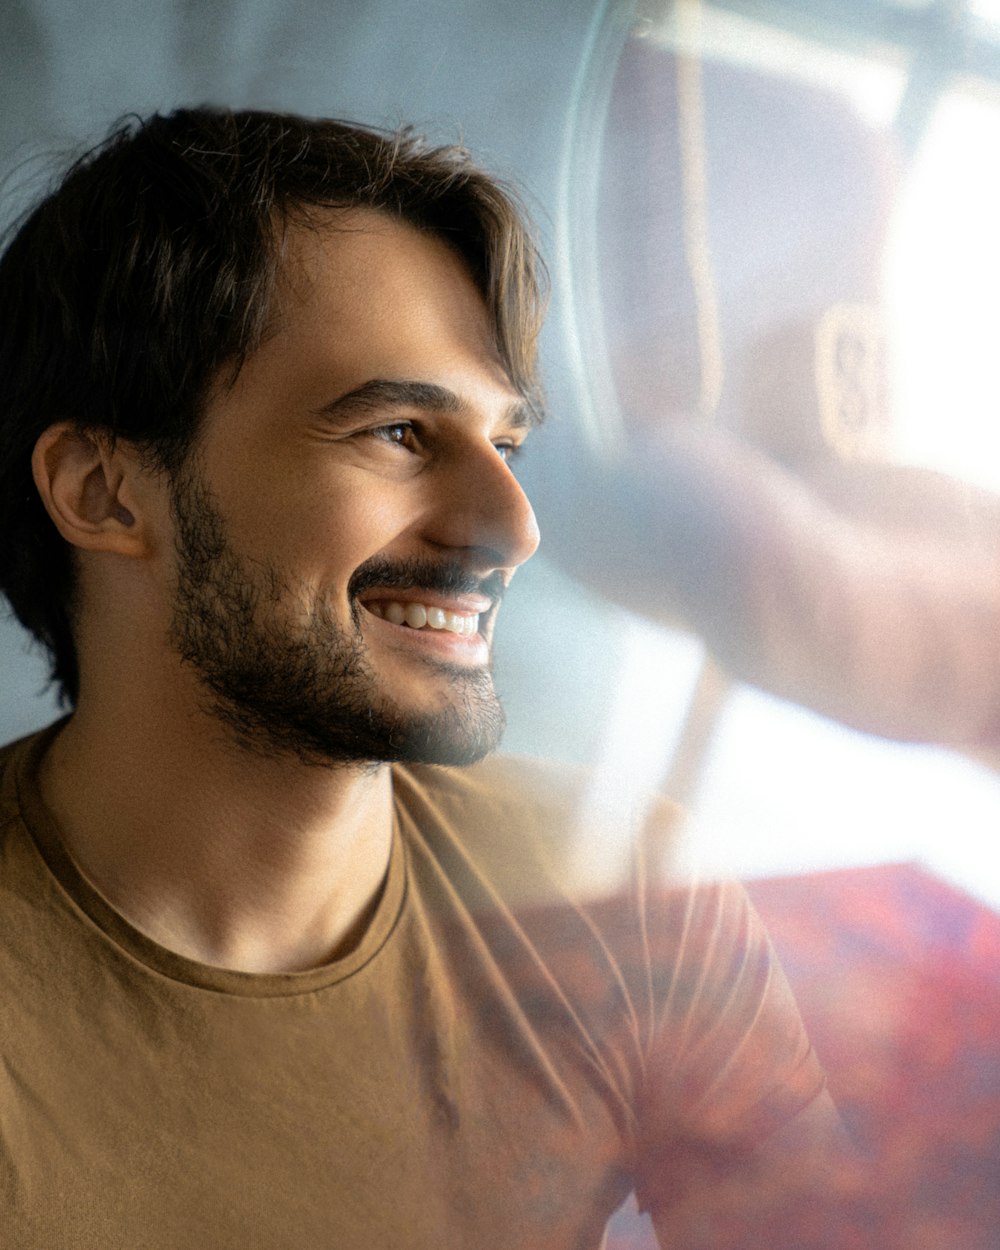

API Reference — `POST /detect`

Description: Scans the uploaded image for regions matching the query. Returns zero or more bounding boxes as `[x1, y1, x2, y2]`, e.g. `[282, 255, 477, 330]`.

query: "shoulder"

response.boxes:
[0, 728, 43, 840]
[394, 752, 597, 832]
[0, 722, 70, 879]
[392, 753, 687, 907]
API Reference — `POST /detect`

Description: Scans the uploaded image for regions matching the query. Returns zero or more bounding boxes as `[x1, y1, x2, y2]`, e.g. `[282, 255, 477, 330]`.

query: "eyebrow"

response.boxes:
[313, 378, 543, 430]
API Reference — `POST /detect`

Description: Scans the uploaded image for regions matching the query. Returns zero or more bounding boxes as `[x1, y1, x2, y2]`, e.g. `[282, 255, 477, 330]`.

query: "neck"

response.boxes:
[37, 686, 396, 974]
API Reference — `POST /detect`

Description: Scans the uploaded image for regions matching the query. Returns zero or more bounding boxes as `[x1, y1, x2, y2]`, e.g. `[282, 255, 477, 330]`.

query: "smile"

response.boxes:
[364, 601, 481, 636]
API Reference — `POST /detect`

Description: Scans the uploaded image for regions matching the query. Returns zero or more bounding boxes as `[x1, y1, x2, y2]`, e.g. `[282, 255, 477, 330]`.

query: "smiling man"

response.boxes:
[0, 109, 844, 1248]
[149, 215, 536, 779]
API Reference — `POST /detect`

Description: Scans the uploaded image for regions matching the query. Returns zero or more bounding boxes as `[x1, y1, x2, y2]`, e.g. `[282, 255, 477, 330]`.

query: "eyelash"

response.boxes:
[367, 422, 521, 464]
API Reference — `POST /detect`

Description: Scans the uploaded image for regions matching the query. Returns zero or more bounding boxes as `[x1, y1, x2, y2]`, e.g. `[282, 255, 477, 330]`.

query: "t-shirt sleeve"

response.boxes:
[633, 874, 830, 1221]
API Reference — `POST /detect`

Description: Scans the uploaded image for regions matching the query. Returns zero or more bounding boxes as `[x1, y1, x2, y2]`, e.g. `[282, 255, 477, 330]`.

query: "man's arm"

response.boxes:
[619, 842, 861, 1250]
[646, 1090, 856, 1250]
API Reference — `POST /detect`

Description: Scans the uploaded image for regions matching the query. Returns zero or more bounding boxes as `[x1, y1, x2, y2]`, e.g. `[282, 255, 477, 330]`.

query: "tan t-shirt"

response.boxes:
[0, 725, 825, 1249]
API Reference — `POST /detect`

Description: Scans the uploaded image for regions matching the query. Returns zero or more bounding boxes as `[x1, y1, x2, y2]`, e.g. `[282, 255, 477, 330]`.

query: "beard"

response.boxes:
[166, 463, 506, 768]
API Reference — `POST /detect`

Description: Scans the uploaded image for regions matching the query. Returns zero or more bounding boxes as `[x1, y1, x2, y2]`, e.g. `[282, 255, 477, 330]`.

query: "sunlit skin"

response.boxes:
[188, 215, 539, 712]
[32, 210, 540, 973]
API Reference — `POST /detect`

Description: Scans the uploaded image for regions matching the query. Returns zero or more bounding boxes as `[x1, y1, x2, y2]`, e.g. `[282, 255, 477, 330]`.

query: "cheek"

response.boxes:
[233, 474, 417, 589]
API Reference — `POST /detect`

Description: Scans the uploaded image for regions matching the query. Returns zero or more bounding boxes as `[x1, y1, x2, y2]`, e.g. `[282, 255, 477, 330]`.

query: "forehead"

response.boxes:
[200, 208, 520, 442]
[270, 208, 499, 363]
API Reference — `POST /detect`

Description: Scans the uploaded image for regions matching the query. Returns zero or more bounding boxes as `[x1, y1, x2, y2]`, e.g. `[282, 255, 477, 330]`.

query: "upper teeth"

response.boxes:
[367, 601, 480, 636]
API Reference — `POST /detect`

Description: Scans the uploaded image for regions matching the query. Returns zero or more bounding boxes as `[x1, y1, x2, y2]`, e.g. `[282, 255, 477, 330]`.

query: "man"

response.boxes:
[0, 108, 840, 1248]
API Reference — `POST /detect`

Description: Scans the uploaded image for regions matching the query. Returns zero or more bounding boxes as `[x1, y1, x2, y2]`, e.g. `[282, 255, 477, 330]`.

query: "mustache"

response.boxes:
[347, 557, 507, 606]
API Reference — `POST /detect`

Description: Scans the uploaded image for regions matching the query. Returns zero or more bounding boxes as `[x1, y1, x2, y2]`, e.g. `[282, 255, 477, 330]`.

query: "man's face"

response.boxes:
[167, 210, 540, 767]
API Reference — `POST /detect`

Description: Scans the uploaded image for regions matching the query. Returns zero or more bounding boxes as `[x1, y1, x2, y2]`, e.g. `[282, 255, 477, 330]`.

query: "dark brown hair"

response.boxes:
[0, 107, 547, 705]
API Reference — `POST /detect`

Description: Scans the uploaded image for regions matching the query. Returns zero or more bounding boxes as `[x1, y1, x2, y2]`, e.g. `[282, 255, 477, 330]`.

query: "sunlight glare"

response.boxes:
[886, 90, 1000, 490]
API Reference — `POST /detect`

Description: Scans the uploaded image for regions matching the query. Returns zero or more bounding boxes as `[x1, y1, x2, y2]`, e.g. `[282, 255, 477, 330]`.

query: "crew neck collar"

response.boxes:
[9, 722, 409, 998]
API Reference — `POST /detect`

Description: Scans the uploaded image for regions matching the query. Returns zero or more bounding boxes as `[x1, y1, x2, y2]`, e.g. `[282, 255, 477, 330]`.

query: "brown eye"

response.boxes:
[369, 422, 415, 448]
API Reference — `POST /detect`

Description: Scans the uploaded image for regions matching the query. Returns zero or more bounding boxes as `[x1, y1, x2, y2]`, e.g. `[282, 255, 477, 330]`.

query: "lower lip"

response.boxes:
[361, 607, 490, 665]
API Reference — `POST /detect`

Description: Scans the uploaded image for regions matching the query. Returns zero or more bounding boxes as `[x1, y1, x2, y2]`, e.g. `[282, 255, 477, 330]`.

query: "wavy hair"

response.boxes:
[0, 107, 547, 704]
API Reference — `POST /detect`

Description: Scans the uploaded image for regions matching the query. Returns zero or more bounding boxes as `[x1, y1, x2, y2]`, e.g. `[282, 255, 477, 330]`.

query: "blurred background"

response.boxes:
[5, 0, 1000, 1244]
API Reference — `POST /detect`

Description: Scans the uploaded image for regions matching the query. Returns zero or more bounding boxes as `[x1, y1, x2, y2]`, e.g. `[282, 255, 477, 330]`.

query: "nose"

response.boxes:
[425, 439, 540, 572]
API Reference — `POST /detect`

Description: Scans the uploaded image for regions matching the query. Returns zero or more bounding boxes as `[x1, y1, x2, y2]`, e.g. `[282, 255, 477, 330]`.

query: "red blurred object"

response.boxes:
[607, 862, 1000, 1249]
[748, 863, 1000, 1248]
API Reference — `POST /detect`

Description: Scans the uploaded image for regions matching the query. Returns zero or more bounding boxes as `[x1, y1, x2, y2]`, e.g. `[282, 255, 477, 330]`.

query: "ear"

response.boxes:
[31, 422, 159, 559]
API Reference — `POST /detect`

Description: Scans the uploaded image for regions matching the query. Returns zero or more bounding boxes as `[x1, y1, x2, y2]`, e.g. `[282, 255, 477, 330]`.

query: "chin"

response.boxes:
[204, 676, 507, 770]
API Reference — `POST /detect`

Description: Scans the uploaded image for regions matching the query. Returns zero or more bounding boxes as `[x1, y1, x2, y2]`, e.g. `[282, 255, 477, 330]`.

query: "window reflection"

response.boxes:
[557, 7, 1000, 1243]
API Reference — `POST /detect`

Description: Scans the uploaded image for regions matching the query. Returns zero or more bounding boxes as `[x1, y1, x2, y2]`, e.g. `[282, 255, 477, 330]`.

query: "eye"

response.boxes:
[368, 421, 418, 450]
[494, 440, 523, 465]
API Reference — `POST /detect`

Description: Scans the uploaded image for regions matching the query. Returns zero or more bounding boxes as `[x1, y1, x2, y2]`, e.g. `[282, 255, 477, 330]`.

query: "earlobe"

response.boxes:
[31, 422, 152, 558]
